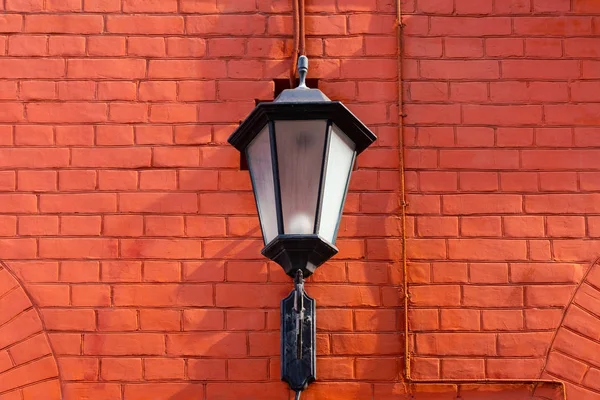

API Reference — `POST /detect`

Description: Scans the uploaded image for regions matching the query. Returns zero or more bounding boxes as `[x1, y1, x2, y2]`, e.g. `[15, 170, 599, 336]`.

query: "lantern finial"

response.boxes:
[297, 55, 308, 89]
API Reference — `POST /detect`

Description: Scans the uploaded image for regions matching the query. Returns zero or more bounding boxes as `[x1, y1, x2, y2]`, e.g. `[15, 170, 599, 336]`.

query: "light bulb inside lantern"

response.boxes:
[288, 213, 313, 234]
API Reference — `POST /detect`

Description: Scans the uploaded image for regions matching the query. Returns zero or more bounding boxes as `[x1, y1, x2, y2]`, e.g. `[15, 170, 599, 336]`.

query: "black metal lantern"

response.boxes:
[228, 56, 376, 398]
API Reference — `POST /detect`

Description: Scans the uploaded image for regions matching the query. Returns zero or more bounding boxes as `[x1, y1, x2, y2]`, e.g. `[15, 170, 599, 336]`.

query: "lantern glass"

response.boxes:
[246, 124, 279, 244]
[275, 119, 328, 236]
[316, 123, 356, 243]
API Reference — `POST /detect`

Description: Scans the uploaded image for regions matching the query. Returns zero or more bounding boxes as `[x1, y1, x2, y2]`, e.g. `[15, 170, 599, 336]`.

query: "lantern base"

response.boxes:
[262, 234, 338, 278]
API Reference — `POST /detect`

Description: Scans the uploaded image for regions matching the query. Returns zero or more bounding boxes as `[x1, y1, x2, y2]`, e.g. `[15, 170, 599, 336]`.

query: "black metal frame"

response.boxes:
[262, 234, 338, 277]
[281, 270, 316, 393]
[228, 102, 376, 156]
[269, 120, 285, 236]
[312, 121, 332, 235]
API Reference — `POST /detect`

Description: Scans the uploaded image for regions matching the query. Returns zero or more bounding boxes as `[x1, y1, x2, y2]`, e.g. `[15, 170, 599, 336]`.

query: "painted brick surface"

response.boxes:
[403, 0, 600, 398]
[0, 0, 593, 399]
[0, 0, 405, 399]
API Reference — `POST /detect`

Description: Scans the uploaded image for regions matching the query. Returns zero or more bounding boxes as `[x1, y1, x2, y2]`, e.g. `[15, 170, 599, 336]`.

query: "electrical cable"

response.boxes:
[290, 0, 306, 87]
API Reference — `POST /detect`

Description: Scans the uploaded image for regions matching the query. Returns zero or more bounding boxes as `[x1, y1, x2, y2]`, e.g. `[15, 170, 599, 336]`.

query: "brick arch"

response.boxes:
[0, 263, 61, 400]
[541, 260, 600, 399]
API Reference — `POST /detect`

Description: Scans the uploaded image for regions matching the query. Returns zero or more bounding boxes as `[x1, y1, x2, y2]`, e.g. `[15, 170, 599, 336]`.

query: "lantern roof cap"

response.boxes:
[228, 56, 376, 154]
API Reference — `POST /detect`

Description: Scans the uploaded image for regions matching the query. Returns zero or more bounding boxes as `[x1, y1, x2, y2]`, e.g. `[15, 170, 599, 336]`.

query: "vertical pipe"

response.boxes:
[396, 0, 410, 382]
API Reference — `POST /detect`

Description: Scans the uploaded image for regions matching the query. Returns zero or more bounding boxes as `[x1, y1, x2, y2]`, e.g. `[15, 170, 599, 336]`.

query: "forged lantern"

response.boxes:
[228, 56, 377, 398]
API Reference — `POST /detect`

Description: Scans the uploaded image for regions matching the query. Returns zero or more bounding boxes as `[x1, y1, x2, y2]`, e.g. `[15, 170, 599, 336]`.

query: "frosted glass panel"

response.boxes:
[275, 120, 328, 235]
[317, 123, 356, 243]
[246, 125, 279, 244]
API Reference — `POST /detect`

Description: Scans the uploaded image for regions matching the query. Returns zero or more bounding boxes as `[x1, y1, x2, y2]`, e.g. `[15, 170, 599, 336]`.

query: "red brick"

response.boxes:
[487, 359, 545, 379]
[0, 59, 64, 79]
[430, 16, 511, 35]
[63, 383, 120, 400]
[40, 193, 116, 213]
[491, 81, 568, 103]
[442, 361, 486, 381]
[449, 239, 527, 261]
[525, 309, 562, 330]
[486, 38, 523, 57]
[20, 81, 55, 100]
[140, 309, 181, 331]
[355, 358, 398, 380]
[55, 125, 94, 145]
[514, 17, 592, 35]
[165, 37, 206, 57]
[167, 332, 246, 356]
[97, 309, 137, 331]
[114, 284, 211, 306]
[28, 102, 107, 123]
[416, 333, 496, 356]
[87, 36, 126, 56]
[430, 262, 467, 283]
[61, 216, 101, 236]
[97, 82, 136, 101]
[444, 38, 484, 58]
[101, 358, 142, 381]
[144, 358, 184, 380]
[58, 357, 98, 381]
[409, 309, 439, 331]
[123, 0, 177, 12]
[59, 261, 99, 283]
[84, 334, 165, 356]
[348, 14, 396, 34]
[443, 194, 522, 214]
[0, 309, 44, 348]
[183, 261, 225, 282]
[84, 0, 120, 11]
[525, 38, 562, 57]
[410, 285, 460, 307]
[62, 284, 105, 306]
[6, 0, 43, 11]
[119, 193, 197, 214]
[188, 15, 265, 36]
[404, 104, 461, 126]
[45, 0, 81, 11]
[455, 0, 492, 13]
[128, 36, 165, 57]
[42, 309, 95, 331]
[526, 285, 575, 307]
[331, 333, 400, 356]
[497, 332, 552, 357]
[545, 351, 588, 384]
[107, 15, 184, 34]
[0, 357, 58, 394]
[188, 359, 226, 380]
[564, 305, 600, 340]
[103, 215, 143, 236]
[229, 359, 268, 381]
[8, 35, 46, 56]
[25, 15, 102, 33]
[441, 309, 480, 331]
[39, 238, 118, 259]
[461, 217, 502, 237]
[139, 81, 176, 102]
[65, 284, 107, 306]
[417, 0, 453, 13]
[482, 310, 524, 331]
[48, 36, 85, 56]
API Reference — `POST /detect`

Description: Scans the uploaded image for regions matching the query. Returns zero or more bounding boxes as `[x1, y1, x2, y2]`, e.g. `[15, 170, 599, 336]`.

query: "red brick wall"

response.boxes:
[403, 0, 600, 398]
[0, 0, 406, 399]
[0, 0, 596, 399]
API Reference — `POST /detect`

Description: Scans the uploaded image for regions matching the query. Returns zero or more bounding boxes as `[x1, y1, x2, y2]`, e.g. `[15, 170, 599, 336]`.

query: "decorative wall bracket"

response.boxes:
[281, 270, 316, 396]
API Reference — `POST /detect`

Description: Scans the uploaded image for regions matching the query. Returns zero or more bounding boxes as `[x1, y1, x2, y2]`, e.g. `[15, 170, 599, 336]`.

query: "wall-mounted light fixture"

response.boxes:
[228, 56, 377, 399]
